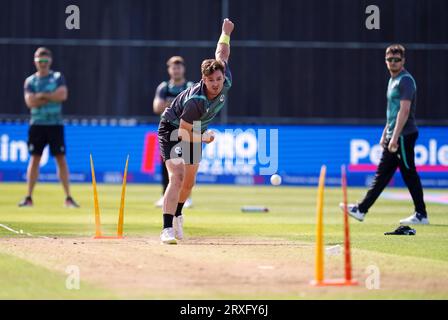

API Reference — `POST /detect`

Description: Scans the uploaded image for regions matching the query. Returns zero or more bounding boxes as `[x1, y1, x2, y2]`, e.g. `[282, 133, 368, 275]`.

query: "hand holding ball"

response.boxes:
[388, 139, 399, 153]
[270, 174, 282, 186]
[202, 130, 215, 144]
[388, 142, 398, 153]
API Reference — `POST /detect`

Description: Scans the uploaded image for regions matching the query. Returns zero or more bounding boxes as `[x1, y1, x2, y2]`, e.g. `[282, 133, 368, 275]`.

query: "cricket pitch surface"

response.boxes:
[1, 236, 448, 299]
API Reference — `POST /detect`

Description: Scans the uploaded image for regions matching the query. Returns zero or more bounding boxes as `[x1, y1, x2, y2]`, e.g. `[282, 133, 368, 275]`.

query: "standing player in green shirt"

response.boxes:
[342, 44, 428, 225]
[19, 47, 79, 208]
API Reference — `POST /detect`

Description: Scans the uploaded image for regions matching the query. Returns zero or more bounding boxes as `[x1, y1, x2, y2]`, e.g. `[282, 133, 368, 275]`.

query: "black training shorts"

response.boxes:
[158, 119, 202, 164]
[27, 125, 66, 156]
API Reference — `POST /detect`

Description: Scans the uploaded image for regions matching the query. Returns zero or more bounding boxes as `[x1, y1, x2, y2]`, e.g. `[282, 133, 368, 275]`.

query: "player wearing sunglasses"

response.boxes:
[341, 44, 429, 225]
[19, 47, 80, 208]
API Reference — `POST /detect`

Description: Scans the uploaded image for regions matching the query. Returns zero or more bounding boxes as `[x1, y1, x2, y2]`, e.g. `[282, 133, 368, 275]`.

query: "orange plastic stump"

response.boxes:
[93, 236, 124, 240]
[310, 165, 358, 287]
[90, 154, 129, 240]
[311, 279, 359, 287]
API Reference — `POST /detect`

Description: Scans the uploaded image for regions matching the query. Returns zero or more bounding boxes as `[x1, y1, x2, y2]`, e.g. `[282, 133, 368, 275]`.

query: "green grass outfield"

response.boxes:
[0, 182, 447, 299]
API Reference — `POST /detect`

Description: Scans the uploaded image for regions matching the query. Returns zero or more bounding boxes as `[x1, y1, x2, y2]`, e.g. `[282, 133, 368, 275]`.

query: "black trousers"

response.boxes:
[358, 131, 427, 216]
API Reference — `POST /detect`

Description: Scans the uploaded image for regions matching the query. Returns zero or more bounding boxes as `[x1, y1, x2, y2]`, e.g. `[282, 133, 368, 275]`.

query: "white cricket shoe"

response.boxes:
[400, 212, 429, 225]
[339, 203, 366, 222]
[160, 227, 177, 245]
[154, 196, 164, 208]
[173, 215, 184, 240]
[184, 197, 193, 208]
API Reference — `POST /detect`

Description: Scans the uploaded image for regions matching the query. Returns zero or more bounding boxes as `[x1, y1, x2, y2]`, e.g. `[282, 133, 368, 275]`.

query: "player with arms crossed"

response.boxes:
[19, 47, 79, 208]
[158, 18, 234, 244]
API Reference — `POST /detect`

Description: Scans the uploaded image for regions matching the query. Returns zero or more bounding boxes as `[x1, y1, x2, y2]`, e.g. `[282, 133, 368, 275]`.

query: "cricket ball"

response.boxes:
[270, 174, 282, 186]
